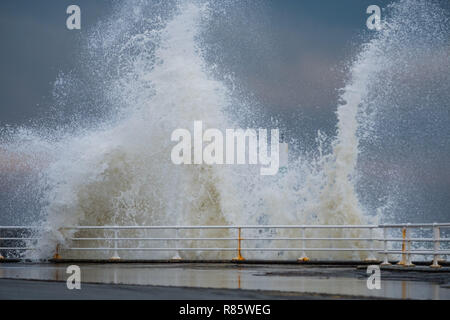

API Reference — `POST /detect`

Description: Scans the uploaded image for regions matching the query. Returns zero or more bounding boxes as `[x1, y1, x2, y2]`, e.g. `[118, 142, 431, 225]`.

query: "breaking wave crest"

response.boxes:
[0, 0, 448, 260]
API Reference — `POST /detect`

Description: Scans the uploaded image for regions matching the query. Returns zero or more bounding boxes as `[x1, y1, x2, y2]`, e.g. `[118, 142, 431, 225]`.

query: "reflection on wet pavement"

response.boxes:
[0, 263, 449, 299]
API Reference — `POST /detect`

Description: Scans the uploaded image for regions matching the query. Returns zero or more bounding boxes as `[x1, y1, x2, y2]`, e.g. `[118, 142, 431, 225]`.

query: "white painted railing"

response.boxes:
[0, 226, 42, 253]
[0, 223, 449, 267]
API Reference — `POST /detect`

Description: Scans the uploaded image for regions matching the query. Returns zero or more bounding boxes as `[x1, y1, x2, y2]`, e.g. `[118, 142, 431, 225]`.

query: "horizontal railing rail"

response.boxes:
[0, 223, 449, 267]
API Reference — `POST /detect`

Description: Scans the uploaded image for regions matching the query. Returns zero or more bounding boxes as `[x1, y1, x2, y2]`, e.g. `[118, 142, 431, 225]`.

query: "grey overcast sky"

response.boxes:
[0, 0, 391, 127]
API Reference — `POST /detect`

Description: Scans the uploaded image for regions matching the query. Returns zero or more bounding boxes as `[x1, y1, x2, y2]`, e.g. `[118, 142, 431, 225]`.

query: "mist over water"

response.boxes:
[0, 0, 449, 259]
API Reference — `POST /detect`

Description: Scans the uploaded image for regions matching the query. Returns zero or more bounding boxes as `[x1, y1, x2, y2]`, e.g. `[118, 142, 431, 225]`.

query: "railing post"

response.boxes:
[397, 226, 407, 266]
[365, 227, 378, 262]
[0, 231, 4, 259]
[232, 227, 245, 261]
[381, 226, 391, 266]
[110, 229, 120, 261]
[431, 223, 441, 268]
[171, 228, 182, 261]
[52, 244, 61, 260]
[405, 223, 414, 267]
[298, 227, 309, 262]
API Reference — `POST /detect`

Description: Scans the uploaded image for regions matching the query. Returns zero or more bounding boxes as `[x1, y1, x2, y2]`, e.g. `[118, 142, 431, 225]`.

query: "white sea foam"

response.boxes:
[0, 0, 448, 260]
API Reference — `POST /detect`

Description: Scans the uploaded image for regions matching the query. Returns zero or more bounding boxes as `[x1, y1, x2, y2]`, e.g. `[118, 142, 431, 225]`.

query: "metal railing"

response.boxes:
[379, 223, 450, 268]
[1, 223, 449, 267]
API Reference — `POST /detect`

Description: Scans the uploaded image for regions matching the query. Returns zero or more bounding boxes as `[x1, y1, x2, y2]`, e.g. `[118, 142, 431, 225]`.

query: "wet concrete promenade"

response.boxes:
[0, 262, 449, 299]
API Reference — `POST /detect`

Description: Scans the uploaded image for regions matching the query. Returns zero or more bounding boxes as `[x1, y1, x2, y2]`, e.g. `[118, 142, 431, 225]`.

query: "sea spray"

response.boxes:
[0, 0, 448, 260]
[0, 1, 391, 260]
[34, 0, 369, 260]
